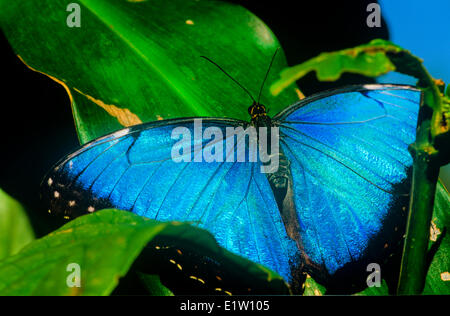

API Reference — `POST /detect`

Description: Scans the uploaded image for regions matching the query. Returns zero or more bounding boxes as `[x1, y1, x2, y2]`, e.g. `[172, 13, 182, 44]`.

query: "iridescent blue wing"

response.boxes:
[42, 118, 299, 283]
[274, 84, 421, 284]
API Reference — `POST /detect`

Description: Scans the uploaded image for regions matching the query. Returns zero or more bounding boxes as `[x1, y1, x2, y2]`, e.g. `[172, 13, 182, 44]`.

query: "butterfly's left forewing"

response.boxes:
[42, 118, 300, 284]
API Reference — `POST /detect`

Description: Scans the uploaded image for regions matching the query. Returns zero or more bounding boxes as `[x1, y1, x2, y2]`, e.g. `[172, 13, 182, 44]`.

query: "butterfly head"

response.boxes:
[248, 102, 267, 118]
[248, 101, 272, 127]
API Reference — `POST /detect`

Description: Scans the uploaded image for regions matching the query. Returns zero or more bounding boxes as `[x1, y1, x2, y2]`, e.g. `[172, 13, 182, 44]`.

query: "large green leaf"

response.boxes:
[0, 209, 289, 295]
[0, 209, 166, 295]
[0, 189, 34, 261]
[0, 0, 298, 144]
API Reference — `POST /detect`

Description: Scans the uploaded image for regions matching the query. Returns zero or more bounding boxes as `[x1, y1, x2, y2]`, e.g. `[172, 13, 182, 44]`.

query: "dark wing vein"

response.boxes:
[130, 161, 166, 212]
[153, 162, 192, 220]
[65, 136, 130, 188]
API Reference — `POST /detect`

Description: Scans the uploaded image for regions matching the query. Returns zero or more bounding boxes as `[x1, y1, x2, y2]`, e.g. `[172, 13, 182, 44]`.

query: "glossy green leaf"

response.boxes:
[0, 209, 167, 295]
[270, 39, 403, 96]
[0, 209, 289, 295]
[0, 189, 34, 261]
[0, 0, 298, 144]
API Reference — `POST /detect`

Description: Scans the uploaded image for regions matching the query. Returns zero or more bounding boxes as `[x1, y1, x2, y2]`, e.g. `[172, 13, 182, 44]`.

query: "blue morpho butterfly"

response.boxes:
[41, 52, 421, 292]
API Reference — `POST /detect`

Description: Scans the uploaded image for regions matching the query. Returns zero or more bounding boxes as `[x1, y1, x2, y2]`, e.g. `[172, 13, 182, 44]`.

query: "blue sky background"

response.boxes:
[377, 0, 450, 184]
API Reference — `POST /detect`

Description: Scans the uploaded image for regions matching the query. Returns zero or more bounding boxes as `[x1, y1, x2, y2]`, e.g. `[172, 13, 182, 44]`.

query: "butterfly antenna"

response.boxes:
[200, 56, 256, 103]
[257, 48, 279, 104]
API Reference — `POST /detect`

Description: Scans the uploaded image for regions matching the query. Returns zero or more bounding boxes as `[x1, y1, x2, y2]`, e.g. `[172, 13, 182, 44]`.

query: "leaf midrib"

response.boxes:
[79, 0, 203, 115]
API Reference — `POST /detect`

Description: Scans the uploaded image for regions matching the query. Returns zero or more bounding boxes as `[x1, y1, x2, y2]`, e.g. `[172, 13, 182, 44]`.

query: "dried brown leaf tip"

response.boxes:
[74, 88, 143, 127]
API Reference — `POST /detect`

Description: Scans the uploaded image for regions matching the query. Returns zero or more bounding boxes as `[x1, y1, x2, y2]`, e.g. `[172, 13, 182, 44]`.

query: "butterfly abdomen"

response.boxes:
[265, 150, 323, 282]
[266, 152, 301, 246]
